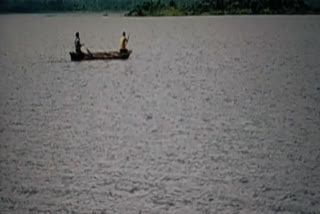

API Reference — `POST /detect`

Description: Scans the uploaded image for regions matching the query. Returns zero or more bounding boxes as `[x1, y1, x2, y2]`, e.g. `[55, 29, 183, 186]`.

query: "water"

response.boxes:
[0, 14, 320, 214]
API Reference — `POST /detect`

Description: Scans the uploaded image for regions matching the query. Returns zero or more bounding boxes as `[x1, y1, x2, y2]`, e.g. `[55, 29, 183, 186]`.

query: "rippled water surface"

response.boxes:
[0, 14, 320, 214]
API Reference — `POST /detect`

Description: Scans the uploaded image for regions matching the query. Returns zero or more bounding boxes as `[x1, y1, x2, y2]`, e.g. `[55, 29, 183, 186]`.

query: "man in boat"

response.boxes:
[74, 32, 85, 55]
[119, 32, 129, 54]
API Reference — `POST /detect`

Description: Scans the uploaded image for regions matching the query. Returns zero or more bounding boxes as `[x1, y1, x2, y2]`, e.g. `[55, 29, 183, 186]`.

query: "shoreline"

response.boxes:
[126, 12, 320, 17]
[125, 9, 320, 17]
[1, 11, 320, 17]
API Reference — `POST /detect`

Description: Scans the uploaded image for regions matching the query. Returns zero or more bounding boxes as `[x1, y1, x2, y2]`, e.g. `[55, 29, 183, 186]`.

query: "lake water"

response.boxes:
[0, 14, 320, 214]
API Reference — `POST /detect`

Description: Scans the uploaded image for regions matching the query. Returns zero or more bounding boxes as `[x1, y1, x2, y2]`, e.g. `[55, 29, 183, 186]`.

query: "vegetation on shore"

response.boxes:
[0, 0, 133, 13]
[0, 0, 319, 15]
[126, 0, 320, 16]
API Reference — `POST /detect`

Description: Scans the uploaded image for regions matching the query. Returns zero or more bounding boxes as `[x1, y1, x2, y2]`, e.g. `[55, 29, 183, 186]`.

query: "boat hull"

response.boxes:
[70, 50, 132, 61]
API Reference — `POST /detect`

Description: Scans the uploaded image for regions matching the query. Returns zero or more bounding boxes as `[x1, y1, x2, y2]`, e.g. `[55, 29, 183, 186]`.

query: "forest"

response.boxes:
[127, 0, 320, 16]
[0, 0, 134, 12]
[0, 0, 319, 14]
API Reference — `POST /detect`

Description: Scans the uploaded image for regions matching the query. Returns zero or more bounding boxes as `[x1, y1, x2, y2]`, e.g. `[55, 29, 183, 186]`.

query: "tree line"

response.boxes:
[0, 0, 319, 14]
[127, 0, 320, 16]
[0, 0, 134, 12]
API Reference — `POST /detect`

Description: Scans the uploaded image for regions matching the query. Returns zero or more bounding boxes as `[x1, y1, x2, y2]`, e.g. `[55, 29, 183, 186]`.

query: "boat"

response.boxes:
[69, 49, 132, 61]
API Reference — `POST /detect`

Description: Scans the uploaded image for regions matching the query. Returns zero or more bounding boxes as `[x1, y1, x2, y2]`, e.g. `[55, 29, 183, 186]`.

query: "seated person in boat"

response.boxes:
[119, 32, 129, 53]
[74, 32, 84, 55]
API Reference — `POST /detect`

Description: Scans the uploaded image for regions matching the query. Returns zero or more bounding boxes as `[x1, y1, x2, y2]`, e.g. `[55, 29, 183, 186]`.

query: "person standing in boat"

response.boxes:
[119, 32, 129, 53]
[74, 32, 84, 55]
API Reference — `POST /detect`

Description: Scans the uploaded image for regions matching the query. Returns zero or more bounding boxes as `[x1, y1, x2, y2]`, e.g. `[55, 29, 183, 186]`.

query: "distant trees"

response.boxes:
[0, 0, 134, 12]
[127, 0, 317, 16]
[190, 0, 309, 14]
[0, 0, 319, 14]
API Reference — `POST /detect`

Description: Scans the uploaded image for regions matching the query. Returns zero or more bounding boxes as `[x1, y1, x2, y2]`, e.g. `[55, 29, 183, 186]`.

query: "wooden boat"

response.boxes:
[69, 49, 132, 61]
